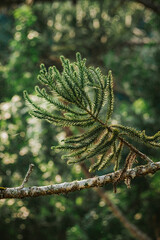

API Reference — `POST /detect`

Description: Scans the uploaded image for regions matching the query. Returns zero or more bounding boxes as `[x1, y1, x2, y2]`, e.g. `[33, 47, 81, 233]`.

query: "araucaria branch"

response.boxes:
[24, 53, 160, 181]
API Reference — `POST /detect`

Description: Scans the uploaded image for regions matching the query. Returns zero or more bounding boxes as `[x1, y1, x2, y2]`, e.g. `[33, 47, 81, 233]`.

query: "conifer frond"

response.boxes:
[106, 70, 114, 122]
[54, 132, 100, 151]
[62, 149, 87, 160]
[64, 125, 104, 144]
[114, 141, 124, 171]
[87, 67, 107, 116]
[35, 86, 88, 116]
[24, 53, 160, 173]
[83, 130, 117, 160]
[112, 124, 160, 148]
[89, 155, 104, 172]
[76, 52, 86, 88]
[98, 151, 115, 170]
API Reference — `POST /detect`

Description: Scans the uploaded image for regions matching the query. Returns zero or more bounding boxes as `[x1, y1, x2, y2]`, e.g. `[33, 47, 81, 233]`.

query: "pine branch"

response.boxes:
[0, 162, 160, 199]
[24, 52, 160, 174]
[106, 70, 114, 122]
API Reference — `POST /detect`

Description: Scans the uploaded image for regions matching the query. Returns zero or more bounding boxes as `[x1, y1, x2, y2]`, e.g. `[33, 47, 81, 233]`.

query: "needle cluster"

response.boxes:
[24, 53, 160, 172]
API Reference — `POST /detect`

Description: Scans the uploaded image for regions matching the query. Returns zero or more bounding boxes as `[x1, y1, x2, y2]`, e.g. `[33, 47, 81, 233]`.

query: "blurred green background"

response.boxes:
[0, 0, 160, 239]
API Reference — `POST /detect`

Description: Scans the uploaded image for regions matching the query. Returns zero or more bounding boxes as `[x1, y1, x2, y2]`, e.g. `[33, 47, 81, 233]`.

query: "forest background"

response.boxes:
[0, 0, 160, 239]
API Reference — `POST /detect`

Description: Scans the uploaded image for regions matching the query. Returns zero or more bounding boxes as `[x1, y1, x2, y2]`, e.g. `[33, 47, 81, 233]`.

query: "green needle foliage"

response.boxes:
[24, 53, 160, 172]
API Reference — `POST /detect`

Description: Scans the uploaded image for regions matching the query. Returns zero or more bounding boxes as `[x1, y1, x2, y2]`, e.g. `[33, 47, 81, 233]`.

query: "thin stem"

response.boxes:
[118, 137, 153, 163]
[18, 164, 35, 189]
[83, 107, 106, 126]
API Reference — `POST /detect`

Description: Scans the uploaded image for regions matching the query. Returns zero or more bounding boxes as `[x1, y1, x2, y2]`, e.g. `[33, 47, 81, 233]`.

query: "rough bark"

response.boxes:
[0, 161, 159, 200]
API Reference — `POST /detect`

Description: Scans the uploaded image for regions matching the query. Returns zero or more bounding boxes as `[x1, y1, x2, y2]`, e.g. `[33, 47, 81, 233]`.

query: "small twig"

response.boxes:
[119, 137, 153, 163]
[121, 152, 135, 178]
[107, 127, 153, 164]
[18, 164, 34, 189]
[113, 152, 137, 192]
[124, 153, 137, 188]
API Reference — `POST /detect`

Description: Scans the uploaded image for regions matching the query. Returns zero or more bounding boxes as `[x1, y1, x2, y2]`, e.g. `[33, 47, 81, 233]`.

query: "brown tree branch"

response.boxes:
[118, 136, 153, 163]
[0, 161, 160, 199]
